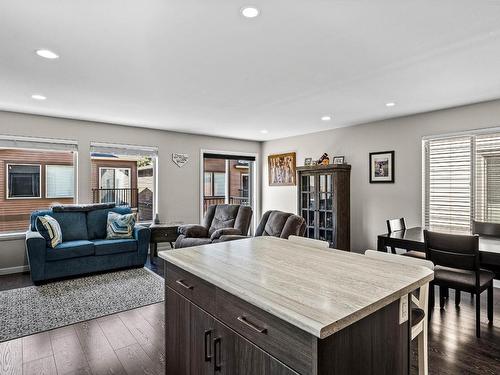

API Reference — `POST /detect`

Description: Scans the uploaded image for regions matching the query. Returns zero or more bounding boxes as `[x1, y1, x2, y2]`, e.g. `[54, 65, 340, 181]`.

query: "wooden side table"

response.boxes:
[149, 223, 179, 263]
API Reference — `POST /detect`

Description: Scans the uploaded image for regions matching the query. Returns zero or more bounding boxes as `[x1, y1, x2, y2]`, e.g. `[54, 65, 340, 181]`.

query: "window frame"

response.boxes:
[45, 164, 75, 199]
[6, 163, 42, 200]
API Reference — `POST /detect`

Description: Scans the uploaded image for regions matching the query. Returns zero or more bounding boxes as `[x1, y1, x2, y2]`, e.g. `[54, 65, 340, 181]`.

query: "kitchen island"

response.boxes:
[159, 236, 433, 374]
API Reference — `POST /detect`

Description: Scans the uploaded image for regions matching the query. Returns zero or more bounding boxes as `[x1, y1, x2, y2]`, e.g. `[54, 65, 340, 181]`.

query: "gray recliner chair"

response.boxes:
[175, 204, 253, 248]
[219, 210, 306, 242]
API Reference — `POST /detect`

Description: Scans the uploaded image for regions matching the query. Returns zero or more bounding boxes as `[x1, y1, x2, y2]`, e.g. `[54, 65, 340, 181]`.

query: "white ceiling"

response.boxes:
[1, 1, 500, 141]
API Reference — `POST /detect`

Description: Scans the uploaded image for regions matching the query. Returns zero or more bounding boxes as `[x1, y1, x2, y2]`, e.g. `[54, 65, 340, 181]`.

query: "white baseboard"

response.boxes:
[0, 265, 30, 275]
[494, 280, 500, 289]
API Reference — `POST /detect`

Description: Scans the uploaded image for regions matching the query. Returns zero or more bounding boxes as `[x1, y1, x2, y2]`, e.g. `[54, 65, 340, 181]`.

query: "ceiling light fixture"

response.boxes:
[241, 7, 260, 18]
[385, 102, 396, 107]
[35, 49, 59, 59]
[321, 116, 332, 121]
[31, 94, 47, 100]
[260, 129, 268, 134]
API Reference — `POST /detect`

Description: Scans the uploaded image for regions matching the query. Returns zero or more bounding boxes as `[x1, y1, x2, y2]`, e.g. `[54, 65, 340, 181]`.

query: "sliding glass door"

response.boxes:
[201, 152, 256, 227]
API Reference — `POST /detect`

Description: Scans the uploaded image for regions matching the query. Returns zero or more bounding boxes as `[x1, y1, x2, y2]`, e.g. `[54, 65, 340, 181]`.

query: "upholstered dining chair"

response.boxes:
[365, 250, 433, 375]
[288, 235, 330, 249]
[424, 230, 494, 338]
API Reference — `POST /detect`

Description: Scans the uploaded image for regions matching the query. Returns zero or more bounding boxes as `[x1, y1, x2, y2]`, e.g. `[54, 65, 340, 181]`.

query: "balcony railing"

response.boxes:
[92, 188, 139, 208]
[203, 195, 250, 214]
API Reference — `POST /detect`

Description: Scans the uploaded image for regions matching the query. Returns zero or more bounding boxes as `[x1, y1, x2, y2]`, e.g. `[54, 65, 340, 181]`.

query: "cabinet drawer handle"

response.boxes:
[237, 316, 267, 334]
[204, 329, 213, 362]
[214, 337, 222, 372]
[175, 279, 194, 290]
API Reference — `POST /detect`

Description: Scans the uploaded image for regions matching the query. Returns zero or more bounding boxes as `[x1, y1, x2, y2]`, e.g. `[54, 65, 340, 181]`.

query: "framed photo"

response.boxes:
[333, 156, 345, 165]
[369, 151, 394, 183]
[304, 157, 312, 166]
[268, 152, 296, 186]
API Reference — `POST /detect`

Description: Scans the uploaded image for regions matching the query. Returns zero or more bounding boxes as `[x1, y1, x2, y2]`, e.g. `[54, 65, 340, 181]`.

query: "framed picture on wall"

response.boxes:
[268, 152, 296, 186]
[369, 151, 394, 183]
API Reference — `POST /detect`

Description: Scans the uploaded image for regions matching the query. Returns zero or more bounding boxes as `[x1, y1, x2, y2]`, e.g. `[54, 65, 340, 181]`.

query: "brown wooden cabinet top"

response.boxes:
[159, 236, 432, 339]
[296, 163, 351, 172]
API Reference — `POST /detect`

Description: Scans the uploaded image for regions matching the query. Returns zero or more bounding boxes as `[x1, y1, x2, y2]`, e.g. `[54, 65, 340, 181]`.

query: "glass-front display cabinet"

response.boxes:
[297, 164, 351, 250]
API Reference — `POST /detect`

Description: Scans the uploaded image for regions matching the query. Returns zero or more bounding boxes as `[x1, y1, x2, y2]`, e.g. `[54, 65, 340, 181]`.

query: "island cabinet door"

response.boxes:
[166, 287, 191, 374]
[214, 322, 299, 375]
[191, 303, 216, 375]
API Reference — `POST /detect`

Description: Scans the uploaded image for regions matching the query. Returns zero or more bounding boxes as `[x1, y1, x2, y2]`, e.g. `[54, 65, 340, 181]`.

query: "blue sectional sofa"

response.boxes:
[25, 204, 151, 284]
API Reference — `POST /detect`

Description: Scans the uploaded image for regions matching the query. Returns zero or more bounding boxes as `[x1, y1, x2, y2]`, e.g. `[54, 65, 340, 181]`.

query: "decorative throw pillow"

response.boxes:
[106, 212, 136, 239]
[36, 215, 63, 248]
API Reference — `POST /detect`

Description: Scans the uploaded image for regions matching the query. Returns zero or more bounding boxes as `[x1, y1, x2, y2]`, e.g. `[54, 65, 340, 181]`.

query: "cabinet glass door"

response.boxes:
[300, 174, 316, 239]
[318, 173, 334, 245]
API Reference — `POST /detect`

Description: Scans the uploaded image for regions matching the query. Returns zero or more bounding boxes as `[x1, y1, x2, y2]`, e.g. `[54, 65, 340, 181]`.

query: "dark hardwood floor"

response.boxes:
[1, 256, 499, 374]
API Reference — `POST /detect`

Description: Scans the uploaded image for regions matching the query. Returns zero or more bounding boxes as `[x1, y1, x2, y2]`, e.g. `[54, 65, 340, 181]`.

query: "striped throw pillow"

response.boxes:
[106, 212, 136, 239]
[36, 215, 63, 248]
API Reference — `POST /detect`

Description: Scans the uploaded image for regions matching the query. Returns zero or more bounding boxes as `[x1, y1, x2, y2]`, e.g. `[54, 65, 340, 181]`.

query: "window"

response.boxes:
[474, 133, 500, 223]
[46, 165, 75, 198]
[204, 172, 213, 196]
[213, 172, 226, 196]
[99, 167, 131, 189]
[7, 164, 41, 199]
[90, 142, 158, 222]
[423, 130, 500, 233]
[423, 136, 472, 233]
[203, 172, 226, 197]
[0, 135, 77, 234]
[201, 152, 256, 222]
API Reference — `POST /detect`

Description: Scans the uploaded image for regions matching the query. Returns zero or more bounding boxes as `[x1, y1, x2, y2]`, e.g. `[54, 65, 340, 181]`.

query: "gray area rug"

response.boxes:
[0, 268, 164, 343]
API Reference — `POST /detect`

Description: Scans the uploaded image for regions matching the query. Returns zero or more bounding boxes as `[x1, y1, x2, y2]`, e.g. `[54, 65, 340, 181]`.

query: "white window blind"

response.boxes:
[423, 136, 472, 233]
[46, 165, 75, 198]
[475, 133, 500, 223]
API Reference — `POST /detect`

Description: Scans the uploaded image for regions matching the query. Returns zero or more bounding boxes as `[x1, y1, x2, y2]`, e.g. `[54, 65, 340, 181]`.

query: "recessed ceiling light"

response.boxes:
[385, 102, 396, 107]
[321, 116, 332, 121]
[31, 94, 47, 100]
[35, 49, 59, 59]
[241, 7, 259, 18]
[260, 129, 268, 134]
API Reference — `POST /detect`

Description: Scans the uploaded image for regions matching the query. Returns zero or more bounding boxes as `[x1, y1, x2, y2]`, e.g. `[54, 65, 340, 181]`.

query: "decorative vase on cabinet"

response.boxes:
[297, 164, 351, 250]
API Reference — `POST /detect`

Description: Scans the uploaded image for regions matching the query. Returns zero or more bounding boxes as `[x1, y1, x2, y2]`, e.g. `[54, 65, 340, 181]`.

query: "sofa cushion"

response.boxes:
[46, 240, 95, 261]
[51, 212, 89, 242]
[36, 215, 63, 248]
[31, 210, 53, 231]
[106, 212, 136, 239]
[93, 239, 137, 256]
[87, 206, 132, 240]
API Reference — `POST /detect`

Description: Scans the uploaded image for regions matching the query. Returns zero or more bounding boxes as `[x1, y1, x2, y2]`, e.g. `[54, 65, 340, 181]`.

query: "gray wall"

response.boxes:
[262, 99, 500, 253]
[0, 111, 261, 271]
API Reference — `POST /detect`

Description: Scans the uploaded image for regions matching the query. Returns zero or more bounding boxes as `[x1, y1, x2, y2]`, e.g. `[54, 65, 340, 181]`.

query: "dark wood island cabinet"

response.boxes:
[160, 237, 433, 375]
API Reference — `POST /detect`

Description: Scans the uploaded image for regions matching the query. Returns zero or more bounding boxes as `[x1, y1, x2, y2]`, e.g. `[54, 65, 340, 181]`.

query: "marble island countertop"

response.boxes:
[159, 236, 434, 338]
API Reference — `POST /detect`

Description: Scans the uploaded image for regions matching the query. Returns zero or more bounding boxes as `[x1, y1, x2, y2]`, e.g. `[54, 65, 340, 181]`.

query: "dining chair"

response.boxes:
[365, 250, 433, 375]
[386, 217, 426, 259]
[424, 230, 494, 338]
[472, 220, 500, 237]
[288, 235, 330, 249]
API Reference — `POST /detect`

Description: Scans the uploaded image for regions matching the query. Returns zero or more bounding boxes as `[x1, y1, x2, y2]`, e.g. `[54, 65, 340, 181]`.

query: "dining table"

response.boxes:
[377, 226, 500, 278]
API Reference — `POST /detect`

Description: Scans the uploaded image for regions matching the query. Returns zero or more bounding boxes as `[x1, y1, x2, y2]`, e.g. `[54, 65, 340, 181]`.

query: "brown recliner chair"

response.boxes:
[175, 204, 253, 248]
[220, 210, 306, 242]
